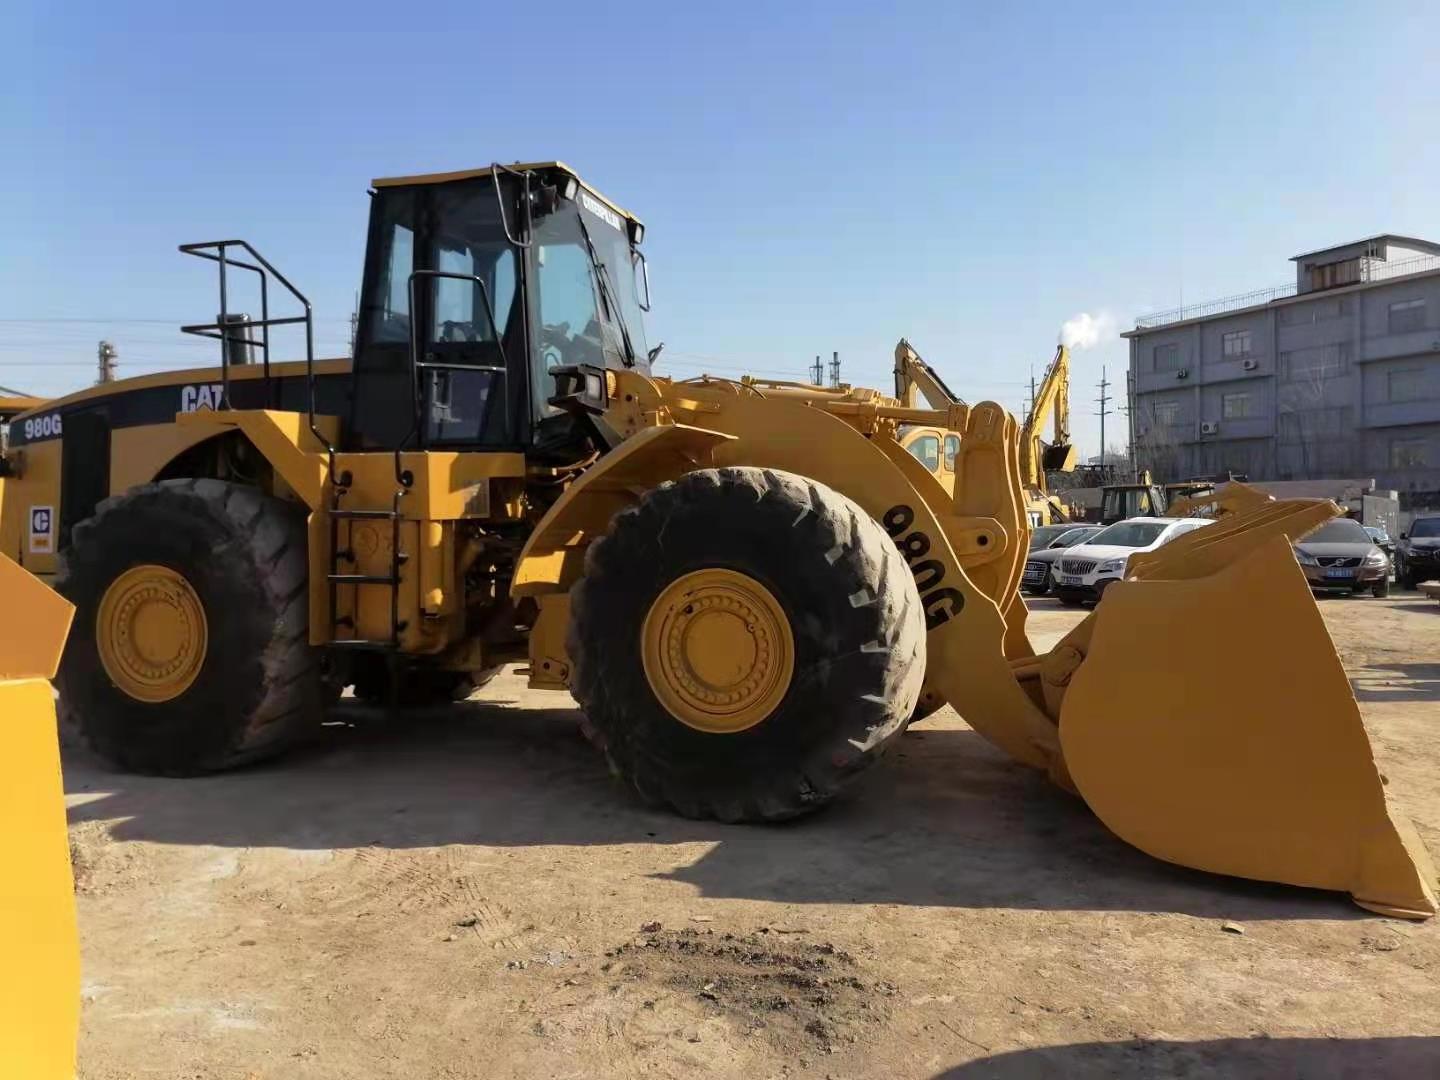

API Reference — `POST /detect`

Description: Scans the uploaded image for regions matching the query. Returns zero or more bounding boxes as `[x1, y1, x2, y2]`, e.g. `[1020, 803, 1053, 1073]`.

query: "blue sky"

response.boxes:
[3, 1, 1438, 457]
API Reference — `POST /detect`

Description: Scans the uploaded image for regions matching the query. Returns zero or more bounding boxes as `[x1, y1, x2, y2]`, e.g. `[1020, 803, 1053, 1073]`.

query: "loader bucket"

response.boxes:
[0, 553, 79, 1075]
[1059, 535, 1437, 919]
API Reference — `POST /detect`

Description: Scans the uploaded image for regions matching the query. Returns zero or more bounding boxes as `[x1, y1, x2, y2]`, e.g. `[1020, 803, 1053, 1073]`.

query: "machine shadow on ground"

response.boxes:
[934, 1035, 1440, 1079]
[1350, 661, 1440, 703]
[62, 688, 1372, 924]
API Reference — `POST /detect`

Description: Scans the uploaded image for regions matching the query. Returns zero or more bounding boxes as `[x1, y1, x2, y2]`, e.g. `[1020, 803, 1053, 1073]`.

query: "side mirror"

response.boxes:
[1401, 532, 1409, 540]
[634, 249, 652, 312]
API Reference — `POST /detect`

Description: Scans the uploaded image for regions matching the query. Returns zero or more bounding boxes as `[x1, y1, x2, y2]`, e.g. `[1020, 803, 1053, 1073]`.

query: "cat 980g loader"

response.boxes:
[0, 162, 1432, 918]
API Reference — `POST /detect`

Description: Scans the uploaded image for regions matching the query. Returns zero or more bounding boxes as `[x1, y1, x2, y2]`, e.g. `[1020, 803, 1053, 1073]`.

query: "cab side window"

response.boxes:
[943, 435, 960, 471]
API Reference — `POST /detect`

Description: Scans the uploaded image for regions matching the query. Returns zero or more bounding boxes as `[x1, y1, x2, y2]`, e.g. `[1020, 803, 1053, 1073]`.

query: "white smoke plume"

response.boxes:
[1058, 311, 1118, 351]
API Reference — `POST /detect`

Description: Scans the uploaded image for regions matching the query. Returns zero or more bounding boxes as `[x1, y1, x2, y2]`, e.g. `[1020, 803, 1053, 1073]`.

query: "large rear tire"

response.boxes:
[57, 479, 324, 775]
[569, 467, 925, 822]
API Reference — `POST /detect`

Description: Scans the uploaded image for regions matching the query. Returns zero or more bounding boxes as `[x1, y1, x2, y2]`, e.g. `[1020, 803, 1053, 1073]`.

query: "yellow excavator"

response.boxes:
[1, 162, 1433, 919]
[1019, 344, 1076, 524]
[894, 338, 967, 494]
[896, 340, 1075, 526]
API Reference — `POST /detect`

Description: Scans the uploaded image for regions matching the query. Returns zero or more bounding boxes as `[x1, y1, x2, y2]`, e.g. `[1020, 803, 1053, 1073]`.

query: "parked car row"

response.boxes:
[1022, 517, 1215, 606]
[1022, 511, 1433, 606]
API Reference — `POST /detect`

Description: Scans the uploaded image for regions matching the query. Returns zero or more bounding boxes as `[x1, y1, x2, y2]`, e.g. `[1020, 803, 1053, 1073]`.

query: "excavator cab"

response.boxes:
[1100, 480, 1167, 524]
[348, 163, 650, 457]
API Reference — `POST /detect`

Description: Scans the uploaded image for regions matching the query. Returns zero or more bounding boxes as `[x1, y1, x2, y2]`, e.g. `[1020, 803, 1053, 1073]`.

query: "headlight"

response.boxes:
[1365, 551, 1388, 566]
[1295, 550, 1318, 566]
[1097, 558, 1126, 574]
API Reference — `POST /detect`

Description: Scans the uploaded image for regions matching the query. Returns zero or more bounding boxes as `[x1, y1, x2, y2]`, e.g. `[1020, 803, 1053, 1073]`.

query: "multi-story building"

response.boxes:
[1125, 235, 1440, 495]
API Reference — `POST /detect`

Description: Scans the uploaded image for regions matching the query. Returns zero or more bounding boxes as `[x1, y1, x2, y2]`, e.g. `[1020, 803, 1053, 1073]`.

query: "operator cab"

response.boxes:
[1100, 481, 1167, 525]
[349, 162, 650, 457]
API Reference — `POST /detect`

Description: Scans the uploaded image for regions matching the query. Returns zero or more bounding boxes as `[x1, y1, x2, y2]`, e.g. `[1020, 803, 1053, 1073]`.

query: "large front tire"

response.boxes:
[569, 467, 925, 823]
[57, 479, 324, 775]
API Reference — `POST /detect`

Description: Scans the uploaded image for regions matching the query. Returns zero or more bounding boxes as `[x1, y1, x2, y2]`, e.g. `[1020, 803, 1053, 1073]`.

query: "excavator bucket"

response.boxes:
[1061, 535, 1436, 918]
[0, 552, 79, 1077]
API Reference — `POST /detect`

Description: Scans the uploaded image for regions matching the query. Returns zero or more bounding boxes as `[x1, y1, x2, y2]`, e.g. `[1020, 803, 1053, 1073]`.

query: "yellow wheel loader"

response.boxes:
[1, 162, 1433, 917]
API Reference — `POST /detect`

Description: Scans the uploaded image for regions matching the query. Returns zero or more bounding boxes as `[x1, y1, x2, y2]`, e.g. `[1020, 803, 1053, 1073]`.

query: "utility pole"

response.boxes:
[828, 350, 841, 389]
[1027, 368, 1037, 419]
[1095, 366, 1112, 471]
[811, 355, 823, 385]
[96, 340, 118, 384]
[349, 291, 359, 356]
[1125, 367, 1138, 480]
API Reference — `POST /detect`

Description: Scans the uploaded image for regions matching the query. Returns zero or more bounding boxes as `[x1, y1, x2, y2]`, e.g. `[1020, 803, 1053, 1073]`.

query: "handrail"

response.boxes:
[179, 240, 333, 477]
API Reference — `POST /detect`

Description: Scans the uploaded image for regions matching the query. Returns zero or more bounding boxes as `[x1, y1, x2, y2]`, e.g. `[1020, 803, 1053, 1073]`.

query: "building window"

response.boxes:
[1388, 368, 1427, 403]
[1390, 437, 1428, 469]
[1279, 406, 1349, 441]
[1153, 343, 1181, 372]
[1151, 400, 1181, 425]
[1280, 342, 1348, 381]
[1221, 392, 1254, 419]
[1221, 330, 1252, 358]
[1389, 298, 1426, 334]
[1280, 297, 1348, 326]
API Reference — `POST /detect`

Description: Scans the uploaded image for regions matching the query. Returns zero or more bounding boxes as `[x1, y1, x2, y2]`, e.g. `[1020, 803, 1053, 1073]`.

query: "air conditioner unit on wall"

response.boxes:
[1200, 421, 1219, 435]
[1242, 358, 1259, 371]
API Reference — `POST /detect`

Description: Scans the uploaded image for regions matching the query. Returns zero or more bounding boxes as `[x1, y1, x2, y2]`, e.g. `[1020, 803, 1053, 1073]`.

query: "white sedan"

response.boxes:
[1051, 516, 1214, 606]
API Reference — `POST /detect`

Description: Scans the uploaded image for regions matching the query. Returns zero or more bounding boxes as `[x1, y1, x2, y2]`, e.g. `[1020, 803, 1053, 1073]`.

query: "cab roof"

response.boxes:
[370, 161, 643, 230]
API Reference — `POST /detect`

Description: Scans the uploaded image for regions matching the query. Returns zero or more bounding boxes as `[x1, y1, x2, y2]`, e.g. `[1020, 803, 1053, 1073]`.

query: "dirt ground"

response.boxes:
[66, 595, 1440, 1079]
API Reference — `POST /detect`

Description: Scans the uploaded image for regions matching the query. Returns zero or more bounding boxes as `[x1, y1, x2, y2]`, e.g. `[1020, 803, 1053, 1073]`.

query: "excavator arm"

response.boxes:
[1020, 344, 1077, 485]
[893, 339, 966, 411]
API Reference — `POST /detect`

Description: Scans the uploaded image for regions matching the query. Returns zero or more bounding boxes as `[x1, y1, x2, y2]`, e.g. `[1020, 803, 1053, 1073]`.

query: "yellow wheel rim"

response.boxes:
[95, 564, 208, 703]
[641, 568, 795, 734]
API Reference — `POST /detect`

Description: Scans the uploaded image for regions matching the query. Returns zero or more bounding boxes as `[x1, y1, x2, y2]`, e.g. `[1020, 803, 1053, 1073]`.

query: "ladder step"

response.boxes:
[327, 639, 396, 650]
[327, 573, 398, 585]
[330, 508, 398, 520]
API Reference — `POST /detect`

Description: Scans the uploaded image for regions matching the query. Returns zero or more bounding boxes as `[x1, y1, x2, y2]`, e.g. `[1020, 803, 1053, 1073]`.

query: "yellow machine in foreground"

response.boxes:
[0, 556, 77, 1078]
[2, 162, 1433, 918]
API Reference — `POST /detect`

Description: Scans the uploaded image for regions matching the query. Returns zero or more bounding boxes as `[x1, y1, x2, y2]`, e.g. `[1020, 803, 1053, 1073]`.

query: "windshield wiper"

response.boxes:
[574, 214, 636, 368]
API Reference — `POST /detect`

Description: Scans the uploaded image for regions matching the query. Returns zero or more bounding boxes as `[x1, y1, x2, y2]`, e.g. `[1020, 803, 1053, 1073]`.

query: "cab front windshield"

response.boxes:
[1088, 521, 1169, 548]
[532, 196, 647, 379]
